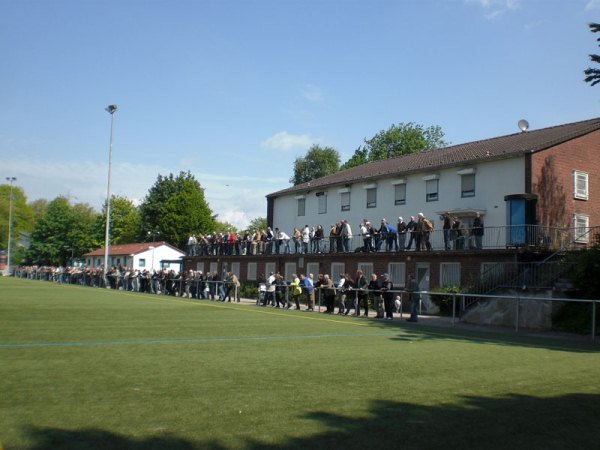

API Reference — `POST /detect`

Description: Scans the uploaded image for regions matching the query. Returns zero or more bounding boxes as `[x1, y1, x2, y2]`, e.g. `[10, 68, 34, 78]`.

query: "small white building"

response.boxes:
[83, 241, 185, 272]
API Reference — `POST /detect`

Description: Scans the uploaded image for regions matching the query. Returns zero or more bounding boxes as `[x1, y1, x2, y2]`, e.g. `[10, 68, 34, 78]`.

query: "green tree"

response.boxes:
[290, 145, 341, 185]
[584, 23, 600, 87]
[0, 184, 34, 265]
[139, 171, 215, 249]
[27, 197, 98, 265]
[341, 122, 448, 170]
[247, 217, 267, 232]
[94, 195, 141, 245]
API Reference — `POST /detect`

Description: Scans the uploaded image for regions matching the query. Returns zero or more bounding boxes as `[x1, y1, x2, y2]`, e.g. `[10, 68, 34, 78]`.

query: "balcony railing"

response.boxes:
[186, 225, 600, 257]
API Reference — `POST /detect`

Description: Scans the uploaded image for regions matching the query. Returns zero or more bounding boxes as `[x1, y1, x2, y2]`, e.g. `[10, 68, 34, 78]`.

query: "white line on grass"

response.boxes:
[0, 331, 401, 349]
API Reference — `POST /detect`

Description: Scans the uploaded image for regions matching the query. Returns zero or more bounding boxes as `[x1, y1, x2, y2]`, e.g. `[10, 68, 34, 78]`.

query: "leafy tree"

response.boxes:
[341, 122, 448, 170]
[214, 221, 238, 233]
[0, 184, 34, 265]
[138, 171, 215, 249]
[27, 197, 97, 265]
[94, 195, 140, 245]
[247, 217, 267, 232]
[290, 145, 341, 185]
[584, 23, 600, 87]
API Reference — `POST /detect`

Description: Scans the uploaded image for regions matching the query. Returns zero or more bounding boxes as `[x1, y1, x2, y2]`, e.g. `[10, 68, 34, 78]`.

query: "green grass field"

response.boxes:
[1, 278, 599, 450]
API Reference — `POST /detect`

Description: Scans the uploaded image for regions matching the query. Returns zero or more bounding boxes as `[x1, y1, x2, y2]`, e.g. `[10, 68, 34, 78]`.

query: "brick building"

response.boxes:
[184, 117, 600, 291]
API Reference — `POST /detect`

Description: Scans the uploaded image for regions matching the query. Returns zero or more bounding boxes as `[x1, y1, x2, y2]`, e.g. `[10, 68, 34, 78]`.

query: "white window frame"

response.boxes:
[317, 193, 327, 214]
[284, 262, 297, 283]
[306, 262, 320, 279]
[265, 262, 276, 278]
[388, 262, 406, 287]
[209, 262, 218, 273]
[231, 262, 240, 278]
[366, 187, 377, 208]
[573, 170, 589, 200]
[394, 183, 406, 205]
[195, 262, 205, 273]
[440, 262, 461, 287]
[297, 198, 306, 216]
[330, 262, 345, 283]
[247, 262, 257, 281]
[461, 173, 476, 198]
[357, 262, 374, 281]
[341, 192, 351, 211]
[426, 179, 439, 202]
[139, 259, 146, 268]
[573, 214, 590, 243]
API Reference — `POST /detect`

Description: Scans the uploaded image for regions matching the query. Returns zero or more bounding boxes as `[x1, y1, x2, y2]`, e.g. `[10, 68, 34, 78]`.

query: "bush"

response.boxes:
[240, 282, 259, 300]
[430, 286, 461, 316]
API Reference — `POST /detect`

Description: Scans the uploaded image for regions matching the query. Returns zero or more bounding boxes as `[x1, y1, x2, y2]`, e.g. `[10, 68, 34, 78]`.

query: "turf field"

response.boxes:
[1, 277, 599, 450]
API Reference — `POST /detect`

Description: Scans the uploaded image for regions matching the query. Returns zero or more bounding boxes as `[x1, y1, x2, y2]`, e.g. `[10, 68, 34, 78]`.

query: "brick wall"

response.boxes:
[532, 129, 600, 228]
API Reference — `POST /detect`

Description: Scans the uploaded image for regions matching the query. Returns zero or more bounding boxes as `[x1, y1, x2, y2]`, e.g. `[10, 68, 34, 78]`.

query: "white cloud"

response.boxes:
[586, 0, 600, 10]
[261, 131, 315, 152]
[302, 84, 325, 103]
[465, 0, 520, 19]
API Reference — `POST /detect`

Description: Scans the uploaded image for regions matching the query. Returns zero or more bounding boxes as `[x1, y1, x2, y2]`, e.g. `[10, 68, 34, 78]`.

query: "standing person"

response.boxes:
[381, 273, 395, 320]
[405, 216, 417, 250]
[321, 274, 336, 313]
[300, 274, 314, 311]
[368, 273, 383, 318]
[329, 224, 337, 253]
[442, 212, 452, 250]
[343, 220, 353, 253]
[292, 227, 302, 254]
[472, 212, 484, 249]
[360, 222, 371, 253]
[266, 271, 276, 306]
[406, 273, 420, 322]
[290, 274, 302, 310]
[396, 217, 407, 251]
[314, 225, 324, 253]
[301, 225, 310, 254]
[355, 269, 368, 317]
[336, 273, 348, 314]
[417, 213, 433, 251]
[278, 228, 292, 254]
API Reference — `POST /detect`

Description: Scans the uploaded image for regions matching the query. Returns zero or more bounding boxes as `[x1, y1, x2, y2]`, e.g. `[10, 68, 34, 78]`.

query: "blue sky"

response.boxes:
[2, 0, 599, 229]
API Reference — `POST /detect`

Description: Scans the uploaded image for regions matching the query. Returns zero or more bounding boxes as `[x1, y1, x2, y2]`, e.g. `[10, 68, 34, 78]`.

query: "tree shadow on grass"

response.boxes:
[20, 393, 600, 450]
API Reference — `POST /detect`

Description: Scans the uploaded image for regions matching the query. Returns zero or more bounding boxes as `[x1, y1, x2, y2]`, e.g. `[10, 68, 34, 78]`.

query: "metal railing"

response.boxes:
[186, 225, 600, 256]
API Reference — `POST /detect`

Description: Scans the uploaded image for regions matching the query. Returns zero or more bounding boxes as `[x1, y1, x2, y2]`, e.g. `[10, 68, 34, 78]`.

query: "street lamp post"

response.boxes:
[5, 176, 17, 276]
[104, 104, 117, 286]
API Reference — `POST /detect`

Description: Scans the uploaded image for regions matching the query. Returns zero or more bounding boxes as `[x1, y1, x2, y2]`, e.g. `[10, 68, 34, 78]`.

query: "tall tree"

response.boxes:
[341, 122, 448, 170]
[94, 195, 141, 245]
[138, 171, 215, 249]
[26, 197, 98, 265]
[0, 184, 34, 265]
[584, 23, 600, 87]
[290, 145, 341, 185]
[247, 217, 267, 232]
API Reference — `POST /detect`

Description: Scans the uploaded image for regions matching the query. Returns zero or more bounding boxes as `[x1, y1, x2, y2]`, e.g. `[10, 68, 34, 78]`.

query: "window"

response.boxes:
[426, 179, 439, 202]
[357, 262, 374, 280]
[231, 262, 240, 278]
[388, 262, 406, 287]
[297, 198, 305, 216]
[265, 262, 276, 278]
[317, 193, 327, 214]
[284, 262, 297, 282]
[195, 262, 205, 273]
[573, 214, 590, 243]
[247, 262, 257, 281]
[331, 263, 345, 283]
[440, 263, 461, 287]
[573, 170, 589, 200]
[394, 183, 406, 205]
[461, 173, 475, 198]
[366, 188, 377, 208]
[139, 259, 146, 268]
[209, 262, 218, 273]
[341, 192, 351, 211]
[306, 262, 320, 279]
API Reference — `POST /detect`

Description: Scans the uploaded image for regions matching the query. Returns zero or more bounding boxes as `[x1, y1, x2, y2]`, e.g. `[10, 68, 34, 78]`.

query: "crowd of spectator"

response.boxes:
[13, 266, 423, 321]
[186, 213, 484, 257]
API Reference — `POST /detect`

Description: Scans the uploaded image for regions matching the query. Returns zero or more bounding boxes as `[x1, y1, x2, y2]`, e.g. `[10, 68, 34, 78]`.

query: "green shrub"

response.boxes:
[240, 282, 259, 300]
[431, 286, 461, 316]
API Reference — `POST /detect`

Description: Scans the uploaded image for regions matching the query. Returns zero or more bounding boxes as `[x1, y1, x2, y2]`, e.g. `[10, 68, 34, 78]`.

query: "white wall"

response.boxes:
[271, 157, 525, 236]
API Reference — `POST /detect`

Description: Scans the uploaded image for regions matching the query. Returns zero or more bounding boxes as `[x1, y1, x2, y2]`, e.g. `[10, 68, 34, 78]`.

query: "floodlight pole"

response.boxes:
[104, 105, 117, 286]
[5, 176, 17, 276]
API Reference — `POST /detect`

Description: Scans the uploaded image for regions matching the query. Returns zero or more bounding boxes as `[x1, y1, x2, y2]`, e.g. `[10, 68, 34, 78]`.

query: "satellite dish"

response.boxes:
[518, 119, 529, 132]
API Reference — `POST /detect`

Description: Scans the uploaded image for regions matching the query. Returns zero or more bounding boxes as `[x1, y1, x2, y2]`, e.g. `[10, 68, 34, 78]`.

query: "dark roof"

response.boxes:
[83, 241, 184, 257]
[268, 117, 600, 198]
